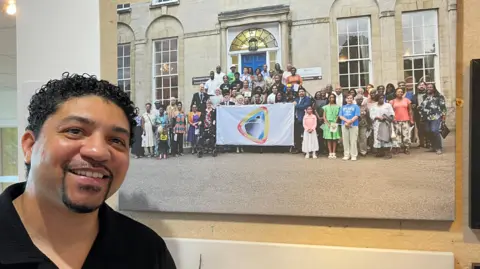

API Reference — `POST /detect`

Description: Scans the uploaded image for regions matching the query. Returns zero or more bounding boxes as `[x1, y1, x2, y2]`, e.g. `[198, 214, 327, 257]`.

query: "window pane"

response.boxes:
[424, 11, 437, 26]
[424, 39, 436, 53]
[414, 58, 424, 69]
[412, 13, 423, 26]
[403, 58, 413, 70]
[124, 80, 131, 91]
[359, 46, 369, 59]
[337, 19, 347, 34]
[124, 45, 131, 56]
[358, 32, 369, 45]
[339, 75, 349, 88]
[358, 18, 369, 31]
[155, 77, 162, 88]
[403, 29, 412, 42]
[162, 64, 170, 75]
[424, 26, 436, 40]
[403, 42, 413, 56]
[360, 73, 369, 86]
[154, 42, 161, 52]
[404, 70, 414, 84]
[350, 74, 359, 87]
[171, 39, 178, 50]
[170, 63, 178, 74]
[349, 61, 359, 74]
[339, 46, 349, 59]
[348, 33, 358, 46]
[413, 27, 423, 40]
[425, 55, 435, 68]
[162, 88, 170, 100]
[162, 52, 169, 63]
[118, 80, 124, 90]
[155, 65, 162, 76]
[347, 20, 357, 32]
[124, 56, 130, 67]
[162, 40, 170, 51]
[171, 76, 178, 87]
[155, 53, 162, 64]
[402, 15, 412, 28]
[156, 89, 162, 100]
[163, 77, 170, 87]
[338, 34, 348, 47]
[339, 62, 348, 74]
[359, 60, 369, 73]
[171, 87, 179, 98]
[117, 46, 123, 57]
[413, 41, 424, 54]
[117, 57, 123, 68]
[118, 68, 124, 79]
[414, 69, 424, 83]
[124, 68, 131, 79]
[349, 46, 359, 59]
[170, 51, 177, 62]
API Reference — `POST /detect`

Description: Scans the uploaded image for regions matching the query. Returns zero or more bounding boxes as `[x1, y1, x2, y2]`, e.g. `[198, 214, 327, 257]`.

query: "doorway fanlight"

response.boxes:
[230, 28, 278, 52]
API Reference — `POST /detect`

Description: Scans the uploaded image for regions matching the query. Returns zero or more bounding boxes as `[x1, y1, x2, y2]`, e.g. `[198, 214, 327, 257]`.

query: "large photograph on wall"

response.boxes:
[116, 1, 456, 220]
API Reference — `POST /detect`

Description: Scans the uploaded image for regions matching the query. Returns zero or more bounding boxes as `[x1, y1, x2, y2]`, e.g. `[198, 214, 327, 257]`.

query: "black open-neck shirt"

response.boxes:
[0, 182, 176, 269]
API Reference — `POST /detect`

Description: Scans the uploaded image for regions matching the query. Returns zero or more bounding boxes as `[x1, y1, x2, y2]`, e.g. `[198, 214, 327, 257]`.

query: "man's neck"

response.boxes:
[13, 184, 99, 250]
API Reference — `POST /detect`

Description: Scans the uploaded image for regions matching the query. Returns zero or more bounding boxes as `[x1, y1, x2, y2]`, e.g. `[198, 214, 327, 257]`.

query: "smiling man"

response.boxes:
[0, 73, 176, 268]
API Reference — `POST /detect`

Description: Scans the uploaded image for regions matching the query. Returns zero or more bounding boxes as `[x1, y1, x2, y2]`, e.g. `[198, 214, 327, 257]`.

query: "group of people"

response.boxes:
[131, 63, 448, 160]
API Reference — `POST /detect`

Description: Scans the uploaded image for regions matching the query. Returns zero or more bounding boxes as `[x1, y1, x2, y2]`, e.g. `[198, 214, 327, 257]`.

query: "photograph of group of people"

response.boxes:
[129, 63, 450, 162]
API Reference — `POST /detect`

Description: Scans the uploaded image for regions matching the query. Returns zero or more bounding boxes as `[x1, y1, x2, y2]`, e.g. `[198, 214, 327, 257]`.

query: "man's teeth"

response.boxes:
[71, 170, 106, 179]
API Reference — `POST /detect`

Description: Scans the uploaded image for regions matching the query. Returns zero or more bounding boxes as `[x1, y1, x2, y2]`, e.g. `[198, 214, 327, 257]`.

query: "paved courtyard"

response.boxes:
[119, 135, 455, 221]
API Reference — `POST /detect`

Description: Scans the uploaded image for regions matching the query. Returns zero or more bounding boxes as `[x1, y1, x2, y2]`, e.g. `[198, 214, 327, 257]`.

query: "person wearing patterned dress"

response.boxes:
[172, 102, 187, 156]
[418, 83, 447, 155]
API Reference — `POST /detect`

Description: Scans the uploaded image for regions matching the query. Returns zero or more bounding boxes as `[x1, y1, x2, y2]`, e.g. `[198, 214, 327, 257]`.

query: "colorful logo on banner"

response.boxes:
[237, 106, 270, 144]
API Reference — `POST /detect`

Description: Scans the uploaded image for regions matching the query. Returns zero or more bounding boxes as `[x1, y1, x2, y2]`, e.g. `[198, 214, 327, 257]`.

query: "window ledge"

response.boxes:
[150, 1, 180, 9]
[117, 8, 131, 14]
[117, 8, 132, 14]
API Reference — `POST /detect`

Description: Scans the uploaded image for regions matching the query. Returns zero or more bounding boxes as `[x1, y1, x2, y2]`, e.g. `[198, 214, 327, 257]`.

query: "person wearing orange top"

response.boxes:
[286, 67, 303, 87]
[302, 106, 319, 159]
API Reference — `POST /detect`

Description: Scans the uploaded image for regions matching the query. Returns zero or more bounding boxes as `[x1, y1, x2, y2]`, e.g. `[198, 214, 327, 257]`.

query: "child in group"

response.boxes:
[302, 106, 319, 159]
[323, 93, 341, 159]
[158, 127, 169, 159]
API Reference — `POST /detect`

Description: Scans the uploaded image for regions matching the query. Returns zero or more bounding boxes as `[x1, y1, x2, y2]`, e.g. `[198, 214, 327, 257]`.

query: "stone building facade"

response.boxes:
[116, 0, 457, 119]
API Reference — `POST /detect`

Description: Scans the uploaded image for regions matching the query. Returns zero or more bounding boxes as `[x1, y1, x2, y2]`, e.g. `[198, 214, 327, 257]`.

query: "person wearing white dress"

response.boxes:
[141, 103, 155, 157]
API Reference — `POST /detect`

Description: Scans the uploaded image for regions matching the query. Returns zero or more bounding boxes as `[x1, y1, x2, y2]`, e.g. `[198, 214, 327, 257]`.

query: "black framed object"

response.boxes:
[470, 59, 480, 229]
[472, 263, 480, 269]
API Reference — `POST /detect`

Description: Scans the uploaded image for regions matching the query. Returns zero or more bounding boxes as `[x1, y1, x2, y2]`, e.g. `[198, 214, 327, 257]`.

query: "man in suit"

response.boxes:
[191, 84, 209, 113]
[292, 88, 312, 153]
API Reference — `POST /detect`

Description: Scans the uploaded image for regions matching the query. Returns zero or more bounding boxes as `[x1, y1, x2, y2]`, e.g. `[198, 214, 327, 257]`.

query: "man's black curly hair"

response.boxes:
[27, 72, 137, 144]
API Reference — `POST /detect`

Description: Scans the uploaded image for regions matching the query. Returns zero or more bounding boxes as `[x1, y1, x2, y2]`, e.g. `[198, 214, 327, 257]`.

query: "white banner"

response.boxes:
[216, 103, 294, 146]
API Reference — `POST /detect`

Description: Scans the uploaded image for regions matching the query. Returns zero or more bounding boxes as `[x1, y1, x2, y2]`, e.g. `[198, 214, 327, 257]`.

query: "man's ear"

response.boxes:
[21, 130, 36, 165]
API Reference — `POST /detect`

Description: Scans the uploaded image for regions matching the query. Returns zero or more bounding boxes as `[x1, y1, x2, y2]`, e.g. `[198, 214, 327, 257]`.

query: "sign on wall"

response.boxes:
[192, 76, 210, 85]
[216, 103, 294, 146]
[297, 67, 322, 81]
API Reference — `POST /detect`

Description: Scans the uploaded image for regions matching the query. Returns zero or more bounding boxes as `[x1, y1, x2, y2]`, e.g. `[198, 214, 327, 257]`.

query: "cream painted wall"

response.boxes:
[0, 13, 16, 126]
[98, 0, 480, 268]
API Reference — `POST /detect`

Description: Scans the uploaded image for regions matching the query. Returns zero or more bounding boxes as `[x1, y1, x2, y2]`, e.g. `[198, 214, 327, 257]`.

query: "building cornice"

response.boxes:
[218, 5, 290, 22]
[448, 3, 457, 11]
[184, 29, 220, 39]
[291, 17, 329, 26]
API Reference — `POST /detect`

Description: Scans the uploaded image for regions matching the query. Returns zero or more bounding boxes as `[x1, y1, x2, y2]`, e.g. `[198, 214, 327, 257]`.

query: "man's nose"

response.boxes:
[80, 134, 111, 162]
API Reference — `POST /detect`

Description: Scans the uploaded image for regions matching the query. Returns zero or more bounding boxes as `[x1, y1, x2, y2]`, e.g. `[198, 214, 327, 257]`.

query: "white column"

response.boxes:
[220, 27, 227, 72]
[280, 20, 290, 67]
[16, 0, 102, 182]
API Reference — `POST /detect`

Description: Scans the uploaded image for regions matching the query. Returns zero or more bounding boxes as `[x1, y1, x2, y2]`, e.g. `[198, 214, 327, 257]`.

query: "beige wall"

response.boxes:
[100, 0, 480, 268]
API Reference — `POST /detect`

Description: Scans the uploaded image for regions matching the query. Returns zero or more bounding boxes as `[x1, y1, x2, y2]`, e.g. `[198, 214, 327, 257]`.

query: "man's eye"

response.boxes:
[66, 128, 83, 135]
[111, 138, 126, 146]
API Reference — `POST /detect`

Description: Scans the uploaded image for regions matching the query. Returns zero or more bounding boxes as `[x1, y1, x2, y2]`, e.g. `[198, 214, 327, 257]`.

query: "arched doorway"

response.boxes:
[228, 27, 280, 73]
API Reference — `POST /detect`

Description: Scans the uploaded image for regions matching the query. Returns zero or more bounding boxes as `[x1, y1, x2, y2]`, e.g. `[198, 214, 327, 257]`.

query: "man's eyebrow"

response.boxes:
[59, 115, 130, 136]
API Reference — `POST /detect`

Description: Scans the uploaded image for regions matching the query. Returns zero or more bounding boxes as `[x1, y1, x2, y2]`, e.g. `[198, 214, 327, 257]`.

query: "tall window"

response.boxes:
[153, 38, 178, 105]
[402, 10, 438, 91]
[117, 44, 131, 98]
[337, 17, 372, 90]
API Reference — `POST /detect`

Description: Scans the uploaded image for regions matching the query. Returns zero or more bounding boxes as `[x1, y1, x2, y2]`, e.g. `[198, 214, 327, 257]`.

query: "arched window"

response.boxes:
[230, 28, 278, 52]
